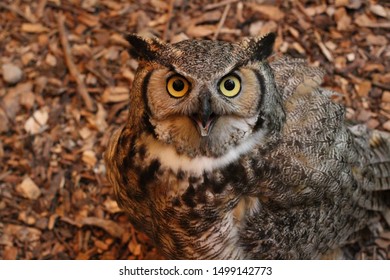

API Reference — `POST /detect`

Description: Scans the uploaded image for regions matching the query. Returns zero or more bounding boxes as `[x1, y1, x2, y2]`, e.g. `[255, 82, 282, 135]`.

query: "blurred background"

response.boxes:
[0, 0, 389, 259]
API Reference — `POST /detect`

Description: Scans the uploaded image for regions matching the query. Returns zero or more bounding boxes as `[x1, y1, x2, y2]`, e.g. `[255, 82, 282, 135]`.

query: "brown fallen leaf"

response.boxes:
[21, 52, 35, 66]
[355, 80, 372, 97]
[247, 4, 285, 21]
[369, 4, 389, 18]
[81, 217, 125, 239]
[110, 33, 130, 46]
[366, 118, 380, 129]
[355, 13, 390, 28]
[363, 63, 385, 72]
[94, 239, 109, 251]
[19, 91, 35, 110]
[383, 120, 390, 132]
[373, 73, 390, 84]
[0, 109, 9, 133]
[3, 82, 33, 119]
[3, 246, 18, 260]
[186, 24, 216, 37]
[21, 23, 49, 33]
[103, 198, 122, 214]
[82, 150, 97, 167]
[128, 237, 142, 256]
[334, 7, 352, 31]
[4, 224, 42, 244]
[0, 139, 4, 158]
[382, 91, 390, 103]
[94, 103, 108, 133]
[101, 87, 129, 103]
[59, 216, 124, 240]
[77, 13, 100, 27]
[335, 0, 349, 7]
[366, 34, 387, 46]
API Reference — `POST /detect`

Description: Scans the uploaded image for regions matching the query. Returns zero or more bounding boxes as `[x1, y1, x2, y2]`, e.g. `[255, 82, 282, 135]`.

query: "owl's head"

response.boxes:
[125, 33, 284, 158]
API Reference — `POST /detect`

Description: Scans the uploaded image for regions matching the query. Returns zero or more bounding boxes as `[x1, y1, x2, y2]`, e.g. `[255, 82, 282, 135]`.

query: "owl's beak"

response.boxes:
[191, 95, 217, 137]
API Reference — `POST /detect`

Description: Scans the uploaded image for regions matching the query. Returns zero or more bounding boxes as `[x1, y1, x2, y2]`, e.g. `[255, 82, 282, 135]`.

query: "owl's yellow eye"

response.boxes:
[219, 74, 241, 97]
[166, 75, 190, 98]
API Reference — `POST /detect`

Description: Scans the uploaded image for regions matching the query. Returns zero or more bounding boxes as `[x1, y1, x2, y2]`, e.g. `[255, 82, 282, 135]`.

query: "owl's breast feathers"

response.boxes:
[105, 56, 390, 259]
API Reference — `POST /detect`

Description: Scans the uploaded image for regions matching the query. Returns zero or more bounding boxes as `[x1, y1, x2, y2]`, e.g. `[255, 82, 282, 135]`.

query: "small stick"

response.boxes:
[0, 2, 36, 23]
[57, 13, 95, 112]
[294, 1, 312, 22]
[36, 0, 48, 19]
[163, 0, 176, 41]
[317, 41, 334, 62]
[204, 0, 238, 11]
[372, 81, 390, 91]
[213, 3, 231, 40]
[85, 63, 111, 86]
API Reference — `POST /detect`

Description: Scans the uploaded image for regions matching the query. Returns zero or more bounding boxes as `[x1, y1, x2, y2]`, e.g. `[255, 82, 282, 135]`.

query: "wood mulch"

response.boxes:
[0, 0, 389, 260]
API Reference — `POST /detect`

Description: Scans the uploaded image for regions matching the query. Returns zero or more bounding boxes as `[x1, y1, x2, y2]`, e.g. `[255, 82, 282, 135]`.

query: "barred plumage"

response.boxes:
[105, 33, 390, 259]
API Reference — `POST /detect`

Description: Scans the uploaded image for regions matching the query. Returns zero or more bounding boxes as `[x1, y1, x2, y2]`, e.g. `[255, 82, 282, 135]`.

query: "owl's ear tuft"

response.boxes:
[125, 34, 166, 61]
[241, 32, 276, 61]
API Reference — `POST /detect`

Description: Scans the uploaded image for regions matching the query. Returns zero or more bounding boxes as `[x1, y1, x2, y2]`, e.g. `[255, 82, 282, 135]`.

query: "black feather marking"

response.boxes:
[125, 34, 161, 61]
[182, 184, 196, 208]
[119, 134, 137, 187]
[189, 176, 200, 184]
[252, 69, 267, 131]
[141, 70, 153, 117]
[177, 169, 185, 180]
[251, 33, 276, 61]
[172, 197, 181, 207]
[142, 113, 156, 136]
[138, 144, 147, 160]
[221, 161, 249, 188]
[141, 70, 157, 136]
[139, 159, 161, 193]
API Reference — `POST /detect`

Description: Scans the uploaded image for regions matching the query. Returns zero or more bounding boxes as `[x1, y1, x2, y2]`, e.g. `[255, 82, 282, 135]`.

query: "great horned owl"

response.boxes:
[105, 33, 390, 259]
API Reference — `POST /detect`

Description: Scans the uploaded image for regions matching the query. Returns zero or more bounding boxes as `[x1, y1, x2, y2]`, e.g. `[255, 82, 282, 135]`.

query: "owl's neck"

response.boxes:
[141, 129, 268, 175]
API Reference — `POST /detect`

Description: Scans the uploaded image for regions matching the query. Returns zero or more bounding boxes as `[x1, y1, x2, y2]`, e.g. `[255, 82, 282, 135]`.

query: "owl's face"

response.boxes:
[126, 33, 284, 158]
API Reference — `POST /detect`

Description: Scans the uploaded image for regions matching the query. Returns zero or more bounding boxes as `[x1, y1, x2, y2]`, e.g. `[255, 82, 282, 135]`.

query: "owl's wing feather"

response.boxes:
[347, 125, 390, 214]
[349, 126, 390, 189]
[271, 56, 390, 215]
[368, 130, 390, 182]
[105, 126, 154, 234]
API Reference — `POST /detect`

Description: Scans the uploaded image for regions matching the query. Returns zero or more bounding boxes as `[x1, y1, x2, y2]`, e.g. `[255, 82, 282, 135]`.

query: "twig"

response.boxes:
[294, 1, 312, 22]
[53, 228, 76, 259]
[204, 0, 238, 11]
[0, 2, 36, 23]
[317, 41, 333, 62]
[163, 0, 176, 41]
[57, 13, 95, 112]
[36, 0, 48, 20]
[372, 81, 390, 91]
[85, 63, 111, 86]
[314, 31, 333, 62]
[100, 19, 123, 34]
[0, 101, 17, 128]
[213, 4, 231, 40]
[0, 171, 11, 182]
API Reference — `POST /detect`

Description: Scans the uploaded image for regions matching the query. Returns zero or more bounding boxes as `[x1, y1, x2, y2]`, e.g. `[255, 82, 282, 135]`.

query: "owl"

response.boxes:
[104, 33, 390, 259]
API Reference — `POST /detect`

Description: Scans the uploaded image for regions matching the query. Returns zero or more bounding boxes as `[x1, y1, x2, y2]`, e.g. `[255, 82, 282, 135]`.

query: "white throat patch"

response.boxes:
[143, 129, 267, 175]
